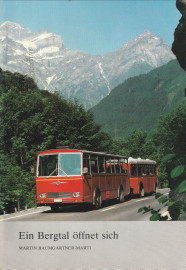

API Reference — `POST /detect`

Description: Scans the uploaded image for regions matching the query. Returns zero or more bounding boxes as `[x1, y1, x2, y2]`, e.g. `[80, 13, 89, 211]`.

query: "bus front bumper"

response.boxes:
[36, 198, 84, 205]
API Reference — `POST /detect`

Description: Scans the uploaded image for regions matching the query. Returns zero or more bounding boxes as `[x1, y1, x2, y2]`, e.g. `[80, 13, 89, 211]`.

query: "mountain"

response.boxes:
[91, 59, 185, 137]
[0, 21, 175, 109]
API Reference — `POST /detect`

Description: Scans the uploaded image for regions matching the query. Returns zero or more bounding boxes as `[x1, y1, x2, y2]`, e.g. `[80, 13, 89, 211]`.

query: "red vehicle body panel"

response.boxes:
[36, 176, 84, 204]
[128, 157, 158, 195]
[36, 149, 130, 206]
[129, 176, 157, 194]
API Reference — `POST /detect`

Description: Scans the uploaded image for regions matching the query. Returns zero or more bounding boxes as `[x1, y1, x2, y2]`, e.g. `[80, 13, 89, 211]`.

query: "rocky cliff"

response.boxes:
[172, 0, 186, 71]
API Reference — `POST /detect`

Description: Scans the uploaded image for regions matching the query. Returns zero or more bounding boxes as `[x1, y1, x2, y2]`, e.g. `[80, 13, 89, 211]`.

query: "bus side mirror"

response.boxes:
[83, 167, 88, 174]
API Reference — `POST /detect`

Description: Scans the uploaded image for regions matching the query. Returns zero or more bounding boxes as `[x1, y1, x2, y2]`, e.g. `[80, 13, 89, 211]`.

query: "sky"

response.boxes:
[0, 0, 180, 55]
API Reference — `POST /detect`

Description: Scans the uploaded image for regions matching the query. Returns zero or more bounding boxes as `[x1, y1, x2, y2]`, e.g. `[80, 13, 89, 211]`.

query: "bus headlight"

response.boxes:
[73, 192, 80, 198]
[39, 193, 46, 198]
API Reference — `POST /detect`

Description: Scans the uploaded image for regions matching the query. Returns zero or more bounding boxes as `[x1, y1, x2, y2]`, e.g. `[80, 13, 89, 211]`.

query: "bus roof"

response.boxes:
[128, 157, 156, 165]
[37, 148, 128, 159]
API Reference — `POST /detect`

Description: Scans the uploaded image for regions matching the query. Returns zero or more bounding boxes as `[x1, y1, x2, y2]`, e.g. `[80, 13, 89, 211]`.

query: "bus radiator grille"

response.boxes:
[47, 192, 71, 198]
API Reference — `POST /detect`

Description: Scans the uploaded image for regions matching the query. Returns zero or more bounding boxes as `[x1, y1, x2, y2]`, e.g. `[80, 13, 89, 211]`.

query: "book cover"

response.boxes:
[0, 0, 185, 269]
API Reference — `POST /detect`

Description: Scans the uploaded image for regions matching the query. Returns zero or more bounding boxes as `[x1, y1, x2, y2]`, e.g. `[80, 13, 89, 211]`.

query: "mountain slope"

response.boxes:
[0, 21, 175, 108]
[91, 59, 185, 137]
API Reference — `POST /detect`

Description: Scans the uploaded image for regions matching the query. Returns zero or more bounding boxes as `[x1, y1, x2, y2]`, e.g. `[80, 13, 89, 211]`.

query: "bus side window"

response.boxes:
[106, 158, 112, 173]
[120, 162, 124, 173]
[149, 165, 153, 175]
[120, 158, 127, 174]
[83, 155, 90, 174]
[146, 165, 149, 175]
[154, 165, 157, 176]
[115, 159, 120, 173]
[138, 165, 142, 176]
[90, 155, 98, 173]
[142, 165, 146, 176]
[121, 166, 128, 175]
[131, 164, 137, 176]
[98, 156, 106, 173]
[111, 159, 115, 173]
[90, 160, 98, 173]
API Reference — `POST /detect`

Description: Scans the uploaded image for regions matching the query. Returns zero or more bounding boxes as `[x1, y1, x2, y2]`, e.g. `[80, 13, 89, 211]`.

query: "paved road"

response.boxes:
[0, 188, 169, 222]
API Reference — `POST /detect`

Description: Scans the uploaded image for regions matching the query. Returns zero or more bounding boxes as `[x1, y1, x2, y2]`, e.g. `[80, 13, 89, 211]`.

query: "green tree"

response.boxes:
[111, 129, 156, 158]
[0, 71, 112, 213]
[139, 101, 186, 220]
[153, 101, 186, 190]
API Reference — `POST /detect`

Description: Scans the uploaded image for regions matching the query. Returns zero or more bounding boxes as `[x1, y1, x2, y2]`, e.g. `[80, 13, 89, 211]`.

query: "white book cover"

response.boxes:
[0, 0, 185, 269]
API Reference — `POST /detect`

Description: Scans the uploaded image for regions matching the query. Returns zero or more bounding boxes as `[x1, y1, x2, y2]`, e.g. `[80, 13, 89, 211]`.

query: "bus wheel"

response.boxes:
[94, 191, 102, 209]
[50, 205, 59, 212]
[139, 186, 145, 197]
[119, 188, 124, 203]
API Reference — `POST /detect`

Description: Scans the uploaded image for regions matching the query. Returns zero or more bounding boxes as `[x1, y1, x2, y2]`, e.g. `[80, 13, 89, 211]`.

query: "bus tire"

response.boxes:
[139, 185, 144, 197]
[93, 189, 102, 209]
[118, 187, 124, 203]
[50, 204, 59, 212]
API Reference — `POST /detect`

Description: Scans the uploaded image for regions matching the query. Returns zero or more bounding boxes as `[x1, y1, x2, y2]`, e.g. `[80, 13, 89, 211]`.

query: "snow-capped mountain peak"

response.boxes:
[0, 21, 175, 109]
[0, 21, 23, 29]
[139, 30, 153, 37]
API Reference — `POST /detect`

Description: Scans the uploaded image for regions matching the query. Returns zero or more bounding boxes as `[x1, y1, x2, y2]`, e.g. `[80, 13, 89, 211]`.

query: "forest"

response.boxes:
[0, 69, 111, 213]
[0, 68, 185, 219]
[91, 60, 185, 137]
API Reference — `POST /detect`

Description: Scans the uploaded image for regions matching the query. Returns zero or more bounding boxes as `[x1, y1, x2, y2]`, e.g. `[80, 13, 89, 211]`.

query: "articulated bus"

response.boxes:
[36, 148, 130, 211]
[128, 157, 158, 197]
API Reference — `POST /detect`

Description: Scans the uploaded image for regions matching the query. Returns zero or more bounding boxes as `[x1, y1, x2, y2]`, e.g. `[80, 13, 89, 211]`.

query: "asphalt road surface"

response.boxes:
[0, 188, 170, 222]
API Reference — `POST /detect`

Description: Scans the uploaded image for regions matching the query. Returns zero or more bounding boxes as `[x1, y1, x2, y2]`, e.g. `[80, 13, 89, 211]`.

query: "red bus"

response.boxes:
[36, 148, 130, 211]
[128, 157, 158, 197]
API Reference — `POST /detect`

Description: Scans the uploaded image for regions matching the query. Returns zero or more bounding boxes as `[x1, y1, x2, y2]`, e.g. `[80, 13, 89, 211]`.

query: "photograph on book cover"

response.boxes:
[0, 0, 186, 269]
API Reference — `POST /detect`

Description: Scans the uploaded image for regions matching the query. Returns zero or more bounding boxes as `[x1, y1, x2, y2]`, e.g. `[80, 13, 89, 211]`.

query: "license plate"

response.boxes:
[54, 199, 62, 202]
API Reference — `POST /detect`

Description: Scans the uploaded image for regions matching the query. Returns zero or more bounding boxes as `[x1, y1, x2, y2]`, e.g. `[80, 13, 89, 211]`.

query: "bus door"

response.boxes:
[138, 164, 145, 191]
[105, 157, 113, 199]
[144, 164, 153, 192]
[84, 155, 106, 201]
[97, 155, 106, 195]
[83, 155, 92, 203]
[120, 161, 130, 195]
[146, 165, 152, 191]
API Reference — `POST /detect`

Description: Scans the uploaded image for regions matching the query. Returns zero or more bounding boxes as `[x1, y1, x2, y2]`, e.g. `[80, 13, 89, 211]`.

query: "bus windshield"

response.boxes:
[38, 153, 82, 177]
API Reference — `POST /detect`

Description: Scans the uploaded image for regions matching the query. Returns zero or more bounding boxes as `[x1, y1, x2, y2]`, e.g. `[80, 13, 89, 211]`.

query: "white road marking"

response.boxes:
[100, 195, 162, 212]
[135, 197, 150, 202]
[100, 196, 154, 213]
[101, 206, 116, 212]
